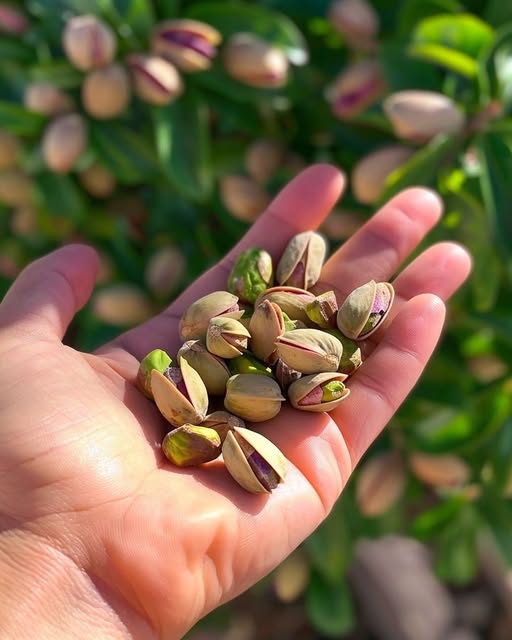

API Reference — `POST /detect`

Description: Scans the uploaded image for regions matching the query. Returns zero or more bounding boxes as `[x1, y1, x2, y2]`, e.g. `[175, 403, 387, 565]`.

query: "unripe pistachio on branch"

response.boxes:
[0, 130, 19, 170]
[0, 4, 28, 34]
[327, 0, 379, 52]
[351, 145, 414, 204]
[62, 15, 116, 71]
[219, 175, 271, 223]
[79, 163, 116, 198]
[152, 19, 221, 73]
[325, 59, 385, 120]
[92, 284, 152, 326]
[82, 64, 131, 119]
[0, 171, 33, 206]
[245, 138, 286, 183]
[356, 451, 407, 516]
[223, 33, 289, 88]
[41, 113, 87, 174]
[145, 246, 186, 297]
[24, 83, 73, 116]
[128, 54, 183, 106]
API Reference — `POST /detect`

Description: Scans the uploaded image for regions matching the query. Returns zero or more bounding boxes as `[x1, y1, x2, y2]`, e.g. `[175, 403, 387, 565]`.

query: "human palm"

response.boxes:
[0, 165, 470, 640]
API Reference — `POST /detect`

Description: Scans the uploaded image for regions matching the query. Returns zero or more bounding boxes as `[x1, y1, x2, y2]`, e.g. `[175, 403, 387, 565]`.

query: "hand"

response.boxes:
[0, 165, 470, 640]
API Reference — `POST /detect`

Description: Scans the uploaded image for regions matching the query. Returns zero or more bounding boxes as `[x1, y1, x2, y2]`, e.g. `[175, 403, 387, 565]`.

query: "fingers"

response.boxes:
[0, 244, 99, 342]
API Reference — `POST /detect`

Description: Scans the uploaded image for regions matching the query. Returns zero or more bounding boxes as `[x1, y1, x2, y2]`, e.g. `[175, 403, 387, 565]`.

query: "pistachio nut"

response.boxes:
[275, 328, 343, 374]
[79, 163, 116, 198]
[327, 0, 379, 52]
[275, 358, 302, 391]
[145, 246, 186, 298]
[206, 316, 251, 359]
[0, 4, 29, 34]
[0, 130, 19, 171]
[288, 371, 349, 412]
[224, 374, 285, 422]
[152, 19, 221, 72]
[177, 340, 230, 396]
[151, 359, 209, 427]
[137, 348, 173, 399]
[306, 291, 338, 329]
[92, 284, 153, 326]
[356, 451, 407, 516]
[62, 15, 116, 71]
[128, 53, 183, 106]
[320, 209, 364, 241]
[351, 145, 414, 205]
[162, 424, 221, 467]
[325, 59, 386, 120]
[249, 300, 285, 364]
[203, 410, 245, 442]
[223, 33, 289, 88]
[41, 113, 87, 174]
[383, 90, 465, 143]
[219, 174, 271, 223]
[325, 329, 362, 374]
[24, 83, 73, 116]
[0, 171, 33, 206]
[179, 291, 243, 342]
[276, 231, 327, 289]
[229, 353, 273, 377]
[82, 63, 131, 119]
[255, 286, 316, 325]
[409, 452, 470, 489]
[223, 426, 288, 493]
[227, 247, 273, 304]
[337, 280, 394, 340]
[245, 138, 286, 183]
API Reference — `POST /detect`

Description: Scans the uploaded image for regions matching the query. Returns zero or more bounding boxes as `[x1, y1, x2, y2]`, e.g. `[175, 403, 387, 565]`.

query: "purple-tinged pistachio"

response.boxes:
[249, 300, 285, 364]
[203, 410, 245, 442]
[207, 316, 251, 359]
[306, 290, 338, 329]
[275, 328, 343, 374]
[229, 353, 273, 377]
[223, 426, 288, 493]
[145, 246, 186, 298]
[351, 145, 414, 205]
[325, 329, 362, 374]
[327, 0, 379, 52]
[325, 59, 386, 120]
[224, 374, 285, 422]
[82, 63, 131, 119]
[24, 83, 73, 116]
[383, 90, 465, 143]
[288, 372, 349, 412]
[227, 247, 273, 304]
[337, 280, 394, 340]
[0, 4, 29, 34]
[151, 359, 208, 427]
[177, 340, 230, 396]
[137, 348, 172, 399]
[152, 19, 221, 72]
[179, 291, 243, 342]
[275, 358, 302, 391]
[62, 15, 116, 71]
[128, 53, 183, 106]
[255, 286, 316, 325]
[219, 174, 271, 223]
[0, 130, 19, 171]
[245, 138, 286, 183]
[162, 425, 221, 467]
[276, 231, 327, 289]
[41, 113, 87, 174]
[0, 171, 33, 206]
[223, 33, 289, 88]
[79, 163, 116, 198]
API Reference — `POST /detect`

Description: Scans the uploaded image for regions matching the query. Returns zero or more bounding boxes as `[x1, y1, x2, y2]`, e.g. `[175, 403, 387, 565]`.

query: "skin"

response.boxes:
[0, 165, 471, 639]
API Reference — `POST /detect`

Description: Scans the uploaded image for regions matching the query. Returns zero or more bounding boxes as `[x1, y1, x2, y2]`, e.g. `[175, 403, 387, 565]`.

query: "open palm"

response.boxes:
[0, 165, 471, 640]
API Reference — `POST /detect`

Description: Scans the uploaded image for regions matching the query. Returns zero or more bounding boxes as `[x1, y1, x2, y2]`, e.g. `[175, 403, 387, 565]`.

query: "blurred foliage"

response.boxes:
[1, 0, 512, 637]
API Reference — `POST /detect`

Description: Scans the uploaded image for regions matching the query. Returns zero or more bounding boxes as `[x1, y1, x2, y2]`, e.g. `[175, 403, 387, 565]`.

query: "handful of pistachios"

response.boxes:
[137, 231, 394, 494]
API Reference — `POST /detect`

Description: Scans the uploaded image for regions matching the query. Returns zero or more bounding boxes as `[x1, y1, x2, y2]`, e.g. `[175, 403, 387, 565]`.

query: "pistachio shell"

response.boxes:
[206, 316, 251, 359]
[162, 425, 221, 467]
[328, 0, 379, 51]
[249, 300, 285, 364]
[137, 348, 172, 399]
[179, 290, 242, 341]
[275, 329, 343, 373]
[177, 340, 230, 396]
[227, 247, 273, 303]
[356, 451, 406, 516]
[275, 358, 302, 391]
[255, 286, 316, 325]
[305, 290, 338, 329]
[224, 374, 285, 422]
[223, 33, 289, 88]
[151, 359, 208, 427]
[152, 19, 221, 72]
[229, 354, 273, 377]
[325, 329, 363, 374]
[223, 426, 288, 493]
[276, 231, 327, 289]
[337, 280, 394, 339]
[288, 372, 349, 412]
[203, 410, 245, 441]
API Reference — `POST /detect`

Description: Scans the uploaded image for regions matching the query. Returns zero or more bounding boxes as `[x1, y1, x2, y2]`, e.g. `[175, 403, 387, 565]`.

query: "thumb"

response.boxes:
[0, 244, 99, 341]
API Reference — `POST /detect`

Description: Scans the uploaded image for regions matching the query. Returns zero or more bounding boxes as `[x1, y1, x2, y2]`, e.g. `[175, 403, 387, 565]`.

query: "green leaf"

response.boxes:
[408, 42, 478, 77]
[30, 61, 83, 89]
[435, 513, 479, 585]
[34, 172, 87, 223]
[0, 101, 47, 136]
[379, 41, 442, 91]
[0, 39, 33, 65]
[410, 495, 467, 539]
[485, 0, 512, 28]
[479, 490, 512, 565]
[305, 574, 356, 638]
[397, 0, 463, 37]
[114, 0, 155, 36]
[479, 26, 512, 112]
[153, 91, 212, 202]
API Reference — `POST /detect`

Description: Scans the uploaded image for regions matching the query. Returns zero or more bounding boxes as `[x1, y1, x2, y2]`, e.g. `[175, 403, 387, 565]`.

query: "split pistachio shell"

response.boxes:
[151, 359, 208, 427]
[229, 354, 273, 377]
[324, 329, 363, 374]
[152, 19, 221, 72]
[137, 349, 172, 399]
[179, 290, 242, 341]
[223, 426, 288, 493]
[177, 340, 230, 396]
[275, 328, 343, 374]
[288, 372, 349, 412]
[255, 286, 316, 325]
[206, 316, 251, 359]
[227, 247, 273, 303]
[306, 291, 338, 329]
[203, 411, 246, 441]
[337, 280, 394, 339]
[224, 374, 285, 422]
[249, 300, 285, 364]
[162, 425, 221, 467]
[275, 358, 302, 390]
[276, 231, 327, 289]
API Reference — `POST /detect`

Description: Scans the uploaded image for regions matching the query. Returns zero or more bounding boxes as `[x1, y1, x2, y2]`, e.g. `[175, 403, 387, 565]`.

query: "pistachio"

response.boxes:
[273, 551, 310, 603]
[306, 291, 338, 329]
[0, 130, 19, 171]
[229, 353, 273, 377]
[62, 15, 116, 71]
[0, 4, 29, 34]
[137, 348, 173, 399]
[224, 374, 285, 422]
[82, 64, 131, 119]
[0, 171, 32, 206]
[219, 174, 271, 223]
[227, 247, 273, 304]
[10, 206, 38, 237]
[249, 300, 285, 364]
[276, 231, 327, 289]
[409, 452, 470, 488]
[288, 371, 349, 412]
[383, 90, 465, 143]
[206, 316, 250, 359]
[179, 291, 243, 341]
[255, 286, 316, 325]
[245, 138, 286, 183]
[223, 33, 289, 88]
[275, 358, 302, 391]
[177, 340, 230, 396]
[79, 163, 116, 198]
[162, 425, 221, 467]
[325, 329, 362, 374]
[145, 246, 186, 298]
[41, 113, 87, 174]
[92, 284, 153, 326]
[327, 0, 379, 52]
[24, 83, 73, 116]
[152, 19, 221, 72]
[275, 328, 343, 374]
[128, 53, 183, 106]
[325, 59, 386, 120]
[320, 209, 364, 241]
[151, 359, 209, 427]
[223, 426, 288, 493]
[203, 410, 245, 442]
[356, 451, 407, 516]
[337, 280, 394, 339]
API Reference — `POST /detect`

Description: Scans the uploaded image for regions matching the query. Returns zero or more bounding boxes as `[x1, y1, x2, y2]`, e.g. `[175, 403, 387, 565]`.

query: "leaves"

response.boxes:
[0, 101, 47, 135]
[305, 574, 356, 637]
[479, 26, 512, 112]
